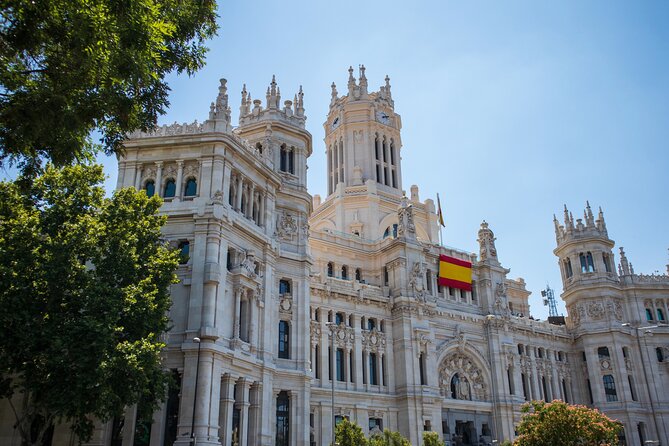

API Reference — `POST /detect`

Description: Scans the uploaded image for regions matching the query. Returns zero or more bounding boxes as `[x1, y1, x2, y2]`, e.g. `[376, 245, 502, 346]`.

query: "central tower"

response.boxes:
[324, 65, 403, 196]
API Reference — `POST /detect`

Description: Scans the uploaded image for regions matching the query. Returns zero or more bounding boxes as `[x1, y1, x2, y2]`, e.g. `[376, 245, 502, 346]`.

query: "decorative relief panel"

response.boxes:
[438, 353, 488, 401]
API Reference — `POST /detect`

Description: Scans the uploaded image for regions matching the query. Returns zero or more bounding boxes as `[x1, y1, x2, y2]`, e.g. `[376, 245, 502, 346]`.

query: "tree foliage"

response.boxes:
[514, 400, 621, 446]
[0, 0, 217, 171]
[0, 164, 179, 444]
[422, 431, 441, 446]
[369, 428, 411, 446]
[335, 418, 368, 446]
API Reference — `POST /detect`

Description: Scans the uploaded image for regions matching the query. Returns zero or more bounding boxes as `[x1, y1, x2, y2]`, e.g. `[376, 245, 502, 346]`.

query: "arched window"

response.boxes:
[564, 258, 573, 278]
[163, 179, 176, 198]
[327, 262, 334, 278]
[184, 178, 197, 196]
[280, 145, 295, 174]
[279, 279, 291, 295]
[383, 224, 398, 239]
[144, 180, 155, 197]
[178, 241, 190, 265]
[586, 252, 595, 272]
[657, 309, 665, 321]
[603, 375, 617, 402]
[657, 347, 665, 362]
[256, 142, 263, 154]
[275, 391, 290, 446]
[341, 265, 348, 280]
[646, 308, 654, 321]
[355, 268, 362, 282]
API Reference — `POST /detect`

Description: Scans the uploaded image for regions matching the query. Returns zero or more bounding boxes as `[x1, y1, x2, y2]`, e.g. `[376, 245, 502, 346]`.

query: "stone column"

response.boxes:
[223, 163, 233, 205]
[233, 288, 242, 339]
[202, 229, 222, 330]
[248, 183, 255, 219]
[259, 191, 266, 227]
[134, 164, 143, 190]
[236, 379, 250, 446]
[247, 383, 261, 446]
[585, 349, 605, 404]
[219, 374, 235, 446]
[175, 160, 184, 199]
[352, 316, 363, 389]
[236, 175, 243, 211]
[211, 156, 224, 196]
[155, 162, 163, 197]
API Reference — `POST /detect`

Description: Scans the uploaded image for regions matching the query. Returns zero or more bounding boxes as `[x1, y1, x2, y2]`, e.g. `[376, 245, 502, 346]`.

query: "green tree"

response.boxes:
[0, 0, 217, 171]
[514, 400, 622, 446]
[0, 164, 179, 445]
[335, 418, 368, 446]
[422, 431, 441, 446]
[369, 428, 411, 446]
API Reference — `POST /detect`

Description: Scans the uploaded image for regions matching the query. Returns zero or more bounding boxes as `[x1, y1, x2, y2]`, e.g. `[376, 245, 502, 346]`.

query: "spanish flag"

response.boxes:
[438, 255, 472, 291]
[437, 193, 445, 227]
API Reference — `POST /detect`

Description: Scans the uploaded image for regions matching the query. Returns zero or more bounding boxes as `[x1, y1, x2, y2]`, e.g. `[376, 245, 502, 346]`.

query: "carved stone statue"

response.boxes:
[477, 221, 498, 262]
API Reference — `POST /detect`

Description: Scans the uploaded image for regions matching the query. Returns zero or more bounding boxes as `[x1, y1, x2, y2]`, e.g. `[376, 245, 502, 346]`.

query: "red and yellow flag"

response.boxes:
[438, 255, 472, 291]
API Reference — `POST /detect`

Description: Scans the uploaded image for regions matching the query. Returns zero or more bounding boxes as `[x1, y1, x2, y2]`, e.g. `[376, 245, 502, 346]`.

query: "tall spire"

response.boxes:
[206, 78, 232, 132]
[296, 85, 304, 117]
[330, 82, 338, 105]
[596, 206, 607, 233]
[358, 64, 368, 97]
[619, 247, 631, 275]
[240, 84, 249, 117]
[585, 201, 595, 227]
[347, 66, 356, 96]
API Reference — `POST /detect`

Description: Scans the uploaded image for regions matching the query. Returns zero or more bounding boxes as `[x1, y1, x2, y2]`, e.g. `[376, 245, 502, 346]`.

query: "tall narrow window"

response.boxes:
[657, 347, 665, 362]
[586, 379, 594, 404]
[521, 373, 528, 400]
[507, 368, 515, 395]
[419, 353, 426, 385]
[164, 179, 176, 198]
[603, 375, 617, 402]
[646, 308, 654, 321]
[314, 345, 320, 379]
[349, 350, 355, 383]
[586, 252, 595, 272]
[383, 266, 389, 286]
[367, 318, 376, 331]
[341, 265, 348, 280]
[579, 253, 587, 273]
[178, 241, 190, 264]
[275, 391, 290, 446]
[278, 321, 290, 359]
[562, 379, 569, 403]
[426, 270, 433, 293]
[564, 258, 573, 278]
[144, 180, 155, 197]
[541, 376, 548, 401]
[184, 178, 197, 196]
[288, 147, 295, 174]
[279, 279, 291, 295]
[658, 309, 665, 321]
[355, 268, 362, 282]
[335, 312, 344, 326]
[628, 375, 637, 401]
[369, 353, 378, 385]
[327, 262, 334, 278]
[280, 144, 288, 172]
[602, 253, 612, 272]
[336, 348, 345, 381]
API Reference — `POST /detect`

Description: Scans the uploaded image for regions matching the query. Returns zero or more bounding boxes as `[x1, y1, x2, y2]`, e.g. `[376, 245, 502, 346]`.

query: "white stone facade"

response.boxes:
[1, 68, 668, 446]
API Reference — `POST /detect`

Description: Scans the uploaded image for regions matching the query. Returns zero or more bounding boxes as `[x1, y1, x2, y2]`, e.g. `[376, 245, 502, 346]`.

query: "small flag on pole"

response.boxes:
[437, 193, 445, 227]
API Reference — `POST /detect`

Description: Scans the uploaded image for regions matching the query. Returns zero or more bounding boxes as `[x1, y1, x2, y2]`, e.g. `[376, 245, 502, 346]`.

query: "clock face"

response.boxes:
[376, 111, 390, 125]
[331, 117, 340, 129]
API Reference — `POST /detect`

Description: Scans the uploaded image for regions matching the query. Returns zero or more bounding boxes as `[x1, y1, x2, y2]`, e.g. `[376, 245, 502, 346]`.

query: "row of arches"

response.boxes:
[144, 177, 197, 199]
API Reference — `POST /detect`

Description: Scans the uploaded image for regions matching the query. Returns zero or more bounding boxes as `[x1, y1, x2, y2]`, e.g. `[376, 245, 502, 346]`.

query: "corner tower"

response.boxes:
[325, 65, 403, 196]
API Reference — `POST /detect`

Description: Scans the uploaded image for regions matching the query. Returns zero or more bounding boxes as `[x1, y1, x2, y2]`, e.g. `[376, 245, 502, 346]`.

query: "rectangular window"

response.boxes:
[362, 351, 367, 384]
[336, 348, 345, 381]
[603, 375, 617, 402]
[275, 391, 290, 446]
[521, 373, 528, 401]
[419, 353, 426, 385]
[278, 321, 290, 359]
[369, 353, 378, 385]
[349, 350, 355, 383]
[586, 379, 594, 404]
[367, 319, 376, 331]
[369, 418, 382, 434]
[628, 375, 637, 401]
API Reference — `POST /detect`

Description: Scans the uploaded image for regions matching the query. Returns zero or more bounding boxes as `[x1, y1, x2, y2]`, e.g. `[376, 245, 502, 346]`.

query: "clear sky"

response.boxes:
[97, 0, 668, 319]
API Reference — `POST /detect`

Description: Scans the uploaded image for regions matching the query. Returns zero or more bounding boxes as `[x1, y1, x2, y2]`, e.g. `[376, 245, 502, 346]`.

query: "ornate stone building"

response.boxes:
[1, 68, 668, 446]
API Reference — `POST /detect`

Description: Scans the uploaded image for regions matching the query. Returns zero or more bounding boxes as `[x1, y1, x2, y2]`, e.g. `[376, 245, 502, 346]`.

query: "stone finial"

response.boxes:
[359, 64, 368, 96]
[596, 206, 607, 233]
[240, 84, 249, 117]
[619, 247, 630, 276]
[348, 65, 356, 95]
[330, 82, 338, 105]
[585, 201, 595, 227]
[296, 85, 305, 117]
[477, 220, 498, 264]
[397, 194, 416, 239]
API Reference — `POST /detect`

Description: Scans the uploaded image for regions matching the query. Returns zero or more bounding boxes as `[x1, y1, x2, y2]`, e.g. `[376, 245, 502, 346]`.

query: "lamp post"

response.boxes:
[622, 324, 663, 445]
[190, 337, 202, 446]
[326, 322, 337, 446]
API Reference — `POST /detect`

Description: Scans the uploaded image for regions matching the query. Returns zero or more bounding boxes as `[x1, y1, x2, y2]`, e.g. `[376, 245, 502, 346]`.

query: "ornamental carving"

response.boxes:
[438, 353, 488, 401]
[276, 212, 298, 241]
[587, 302, 605, 320]
[184, 163, 199, 178]
[211, 190, 225, 205]
[334, 326, 355, 348]
[568, 304, 581, 327]
[310, 321, 321, 346]
[397, 196, 415, 238]
[142, 165, 157, 181]
[279, 296, 292, 314]
[164, 164, 177, 179]
[409, 262, 426, 301]
[128, 120, 205, 138]
[362, 329, 386, 352]
[606, 300, 623, 321]
[477, 220, 498, 262]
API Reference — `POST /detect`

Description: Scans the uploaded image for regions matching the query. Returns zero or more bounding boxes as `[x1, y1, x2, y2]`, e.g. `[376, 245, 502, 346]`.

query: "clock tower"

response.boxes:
[312, 66, 438, 243]
[324, 65, 403, 196]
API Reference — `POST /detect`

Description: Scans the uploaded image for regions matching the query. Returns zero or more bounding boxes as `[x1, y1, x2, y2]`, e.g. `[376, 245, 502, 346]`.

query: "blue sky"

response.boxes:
[97, 0, 668, 318]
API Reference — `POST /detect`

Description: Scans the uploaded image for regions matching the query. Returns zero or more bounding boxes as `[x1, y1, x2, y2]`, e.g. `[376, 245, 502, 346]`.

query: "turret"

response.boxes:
[204, 78, 233, 133]
[238, 75, 306, 129]
[553, 203, 617, 292]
